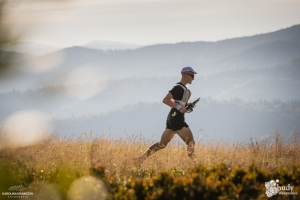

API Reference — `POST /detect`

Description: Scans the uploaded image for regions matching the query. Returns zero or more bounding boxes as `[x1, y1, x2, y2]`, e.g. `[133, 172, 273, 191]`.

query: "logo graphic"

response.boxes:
[8, 185, 26, 192]
[172, 111, 176, 117]
[265, 179, 297, 198]
[2, 185, 34, 199]
[265, 180, 280, 197]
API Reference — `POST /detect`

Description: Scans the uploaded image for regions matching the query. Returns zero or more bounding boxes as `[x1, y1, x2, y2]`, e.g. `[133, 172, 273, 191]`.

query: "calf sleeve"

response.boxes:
[146, 142, 166, 157]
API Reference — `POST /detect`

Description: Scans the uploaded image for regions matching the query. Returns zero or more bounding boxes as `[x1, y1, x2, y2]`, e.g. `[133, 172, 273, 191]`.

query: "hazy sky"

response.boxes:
[4, 0, 300, 47]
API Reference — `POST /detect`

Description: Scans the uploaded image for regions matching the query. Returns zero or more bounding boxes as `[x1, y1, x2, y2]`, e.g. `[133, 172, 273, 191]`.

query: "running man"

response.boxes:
[137, 66, 197, 163]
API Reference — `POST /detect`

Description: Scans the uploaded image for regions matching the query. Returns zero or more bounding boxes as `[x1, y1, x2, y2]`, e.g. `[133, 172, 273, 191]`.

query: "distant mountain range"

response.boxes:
[1, 24, 300, 141]
[83, 40, 143, 51]
[0, 42, 60, 55]
[1, 24, 299, 95]
[0, 40, 143, 55]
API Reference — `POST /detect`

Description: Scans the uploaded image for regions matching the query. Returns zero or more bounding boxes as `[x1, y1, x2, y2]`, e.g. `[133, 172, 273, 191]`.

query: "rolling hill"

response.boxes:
[1, 24, 299, 91]
[0, 24, 300, 140]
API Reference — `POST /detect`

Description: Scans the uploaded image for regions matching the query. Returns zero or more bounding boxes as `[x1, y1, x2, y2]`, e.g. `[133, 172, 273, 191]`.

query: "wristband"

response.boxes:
[176, 104, 182, 110]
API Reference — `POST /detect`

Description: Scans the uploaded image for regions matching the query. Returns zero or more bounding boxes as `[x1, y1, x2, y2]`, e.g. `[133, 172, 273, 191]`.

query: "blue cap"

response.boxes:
[181, 66, 197, 74]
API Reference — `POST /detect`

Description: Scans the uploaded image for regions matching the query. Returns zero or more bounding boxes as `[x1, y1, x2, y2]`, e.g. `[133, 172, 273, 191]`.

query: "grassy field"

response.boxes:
[0, 130, 299, 199]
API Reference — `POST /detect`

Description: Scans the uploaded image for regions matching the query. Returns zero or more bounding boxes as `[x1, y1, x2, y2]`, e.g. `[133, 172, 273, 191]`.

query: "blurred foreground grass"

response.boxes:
[0, 130, 299, 199]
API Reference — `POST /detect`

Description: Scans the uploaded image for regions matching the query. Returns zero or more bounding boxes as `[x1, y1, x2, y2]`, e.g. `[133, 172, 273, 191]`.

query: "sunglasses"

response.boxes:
[186, 73, 194, 78]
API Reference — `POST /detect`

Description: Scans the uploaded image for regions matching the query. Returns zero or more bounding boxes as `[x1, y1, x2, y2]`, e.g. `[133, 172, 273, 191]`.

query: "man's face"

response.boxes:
[185, 73, 195, 84]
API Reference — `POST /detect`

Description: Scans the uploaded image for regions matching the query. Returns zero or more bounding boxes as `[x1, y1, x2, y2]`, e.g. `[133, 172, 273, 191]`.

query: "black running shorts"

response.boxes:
[166, 108, 189, 131]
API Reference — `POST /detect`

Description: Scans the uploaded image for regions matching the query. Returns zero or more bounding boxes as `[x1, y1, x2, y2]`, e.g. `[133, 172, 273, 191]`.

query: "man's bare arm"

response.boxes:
[162, 92, 187, 113]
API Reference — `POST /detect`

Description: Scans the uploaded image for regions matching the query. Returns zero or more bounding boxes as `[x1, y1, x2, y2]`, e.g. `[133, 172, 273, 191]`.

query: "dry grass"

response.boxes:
[1, 129, 299, 180]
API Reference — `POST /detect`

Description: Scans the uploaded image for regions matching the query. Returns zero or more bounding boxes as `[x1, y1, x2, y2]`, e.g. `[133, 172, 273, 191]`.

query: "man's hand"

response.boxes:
[186, 102, 193, 107]
[186, 98, 201, 113]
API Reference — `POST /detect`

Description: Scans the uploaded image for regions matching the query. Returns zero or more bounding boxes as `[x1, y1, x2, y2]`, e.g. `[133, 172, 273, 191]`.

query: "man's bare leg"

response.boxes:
[176, 127, 195, 159]
[137, 129, 175, 162]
